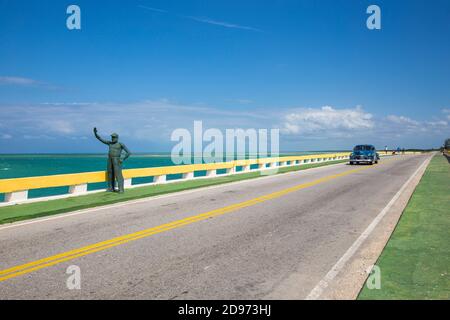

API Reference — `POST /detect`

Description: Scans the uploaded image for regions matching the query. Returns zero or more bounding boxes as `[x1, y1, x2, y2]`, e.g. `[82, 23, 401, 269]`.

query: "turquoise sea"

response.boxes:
[0, 152, 342, 200]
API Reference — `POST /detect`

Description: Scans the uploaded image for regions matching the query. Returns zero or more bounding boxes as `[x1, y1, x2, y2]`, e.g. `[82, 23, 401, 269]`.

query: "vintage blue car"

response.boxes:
[349, 145, 380, 165]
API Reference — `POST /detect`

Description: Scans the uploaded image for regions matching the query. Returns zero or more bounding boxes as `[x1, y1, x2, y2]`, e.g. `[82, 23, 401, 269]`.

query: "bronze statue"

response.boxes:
[93, 128, 131, 193]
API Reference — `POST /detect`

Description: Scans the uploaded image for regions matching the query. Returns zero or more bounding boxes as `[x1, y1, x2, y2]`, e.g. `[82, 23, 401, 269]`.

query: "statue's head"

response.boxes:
[111, 133, 119, 143]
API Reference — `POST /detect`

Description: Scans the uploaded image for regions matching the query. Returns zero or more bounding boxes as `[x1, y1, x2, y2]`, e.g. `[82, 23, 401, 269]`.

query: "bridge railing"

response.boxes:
[0, 153, 352, 205]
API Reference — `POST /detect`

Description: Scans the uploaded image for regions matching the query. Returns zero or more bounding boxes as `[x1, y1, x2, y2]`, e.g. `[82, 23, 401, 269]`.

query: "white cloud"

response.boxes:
[185, 16, 262, 32]
[137, 5, 168, 13]
[138, 5, 262, 32]
[0, 100, 273, 143]
[0, 76, 58, 89]
[1, 100, 448, 151]
[235, 99, 254, 105]
[45, 120, 75, 134]
[386, 115, 419, 126]
[40, 102, 96, 106]
[280, 106, 449, 147]
[23, 134, 56, 140]
[426, 120, 448, 127]
[282, 106, 373, 135]
[442, 108, 450, 120]
[0, 76, 39, 86]
[380, 113, 449, 137]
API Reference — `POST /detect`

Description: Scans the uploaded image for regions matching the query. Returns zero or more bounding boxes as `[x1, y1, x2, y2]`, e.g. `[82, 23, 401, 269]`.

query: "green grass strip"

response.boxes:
[358, 154, 450, 299]
[0, 160, 347, 225]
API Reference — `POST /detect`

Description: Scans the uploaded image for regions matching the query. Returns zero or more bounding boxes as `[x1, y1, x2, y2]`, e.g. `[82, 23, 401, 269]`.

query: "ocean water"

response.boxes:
[0, 152, 339, 200]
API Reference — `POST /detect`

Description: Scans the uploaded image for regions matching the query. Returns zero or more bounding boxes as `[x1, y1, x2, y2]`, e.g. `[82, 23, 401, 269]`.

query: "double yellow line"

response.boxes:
[0, 162, 381, 282]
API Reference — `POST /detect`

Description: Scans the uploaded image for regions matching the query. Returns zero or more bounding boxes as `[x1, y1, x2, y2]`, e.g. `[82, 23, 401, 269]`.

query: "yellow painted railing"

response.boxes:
[0, 151, 425, 204]
[0, 153, 351, 204]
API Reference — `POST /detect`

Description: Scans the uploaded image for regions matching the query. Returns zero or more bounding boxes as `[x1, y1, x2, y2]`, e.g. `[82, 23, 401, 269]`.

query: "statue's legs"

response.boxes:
[107, 157, 115, 191]
[111, 157, 124, 193]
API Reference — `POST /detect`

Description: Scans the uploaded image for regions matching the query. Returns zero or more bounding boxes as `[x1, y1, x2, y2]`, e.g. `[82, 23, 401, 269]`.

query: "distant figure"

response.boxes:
[384, 145, 388, 154]
[93, 127, 131, 193]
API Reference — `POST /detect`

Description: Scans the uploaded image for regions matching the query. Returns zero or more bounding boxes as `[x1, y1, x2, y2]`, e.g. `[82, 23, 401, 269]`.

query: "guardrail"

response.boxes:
[0, 153, 352, 205]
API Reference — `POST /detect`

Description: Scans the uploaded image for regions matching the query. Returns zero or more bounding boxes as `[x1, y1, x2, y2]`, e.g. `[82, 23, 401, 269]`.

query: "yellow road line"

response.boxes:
[0, 161, 389, 282]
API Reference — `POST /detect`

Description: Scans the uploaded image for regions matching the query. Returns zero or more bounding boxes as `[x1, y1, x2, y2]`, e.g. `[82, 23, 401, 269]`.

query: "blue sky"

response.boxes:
[0, 0, 449, 153]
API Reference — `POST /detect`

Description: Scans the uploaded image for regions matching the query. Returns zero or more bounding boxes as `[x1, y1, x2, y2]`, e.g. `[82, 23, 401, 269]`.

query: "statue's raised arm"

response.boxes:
[93, 127, 110, 145]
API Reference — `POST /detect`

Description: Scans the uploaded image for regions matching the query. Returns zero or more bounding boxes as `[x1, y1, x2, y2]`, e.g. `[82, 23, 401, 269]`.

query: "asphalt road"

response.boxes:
[0, 155, 429, 299]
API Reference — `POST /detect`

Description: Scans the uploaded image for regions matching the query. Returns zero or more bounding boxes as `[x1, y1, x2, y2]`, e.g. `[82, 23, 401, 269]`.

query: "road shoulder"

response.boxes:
[267, 154, 432, 299]
[358, 153, 449, 299]
[319, 154, 433, 299]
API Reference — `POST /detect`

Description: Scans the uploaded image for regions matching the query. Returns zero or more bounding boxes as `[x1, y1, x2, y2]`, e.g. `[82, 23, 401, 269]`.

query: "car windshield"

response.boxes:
[354, 145, 373, 151]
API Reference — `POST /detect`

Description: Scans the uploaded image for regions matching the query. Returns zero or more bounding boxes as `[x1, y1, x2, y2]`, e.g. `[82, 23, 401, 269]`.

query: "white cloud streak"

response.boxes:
[0, 76, 58, 90]
[137, 5, 168, 13]
[138, 5, 262, 32]
[0, 100, 272, 142]
[0, 101, 448, 150]
[0, 76, 39, 86]
[282, 106, 374, 136]
[386, 115, 419, 126]
[443, 108, 450, 121]
[184, 16, 262, 32]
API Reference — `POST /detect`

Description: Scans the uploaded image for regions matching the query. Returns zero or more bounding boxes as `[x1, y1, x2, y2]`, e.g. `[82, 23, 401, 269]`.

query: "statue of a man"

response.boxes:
[93, 127, 131, 193]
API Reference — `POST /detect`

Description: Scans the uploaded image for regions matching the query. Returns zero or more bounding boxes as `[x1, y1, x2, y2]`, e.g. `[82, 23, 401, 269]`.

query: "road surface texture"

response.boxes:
[0, 155, 430, 299]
